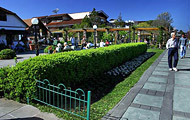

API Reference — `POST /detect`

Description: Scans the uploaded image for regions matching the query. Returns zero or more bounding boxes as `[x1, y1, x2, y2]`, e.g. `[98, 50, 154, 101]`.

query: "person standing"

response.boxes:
[81, 36, 86, 49]
[71, 37, 75, 46]
[166, 32, 178, 71]
[100, 40, 105, 47]
[179, 33, 188, 59]
[105, 39, 109, 47]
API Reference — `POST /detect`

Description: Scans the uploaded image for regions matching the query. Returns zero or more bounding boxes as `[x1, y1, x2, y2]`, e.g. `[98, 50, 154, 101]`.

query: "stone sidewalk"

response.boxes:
[0, 98, 61, 120]
[103, 48, 190, 120]
[0, 50, 46, 68]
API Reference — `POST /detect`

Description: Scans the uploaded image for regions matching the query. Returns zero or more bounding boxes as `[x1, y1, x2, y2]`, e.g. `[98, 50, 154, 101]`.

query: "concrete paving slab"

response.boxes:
[0, 98, 11, 106]
[161, 60, 168, 62]
[35, 112, 62, 120]
[133, 94, 163, 108]
[155, 67, 169, 72]
[121, 107, 160, 120]
[161, 58, 168, 60]
[0, 99, 24, 117]
[0, 114, 15, 119]
[175, 73, 190, 80]
[157, 64, 168, 68]
[173, 116, 190, 120]
[0, 98, 60, 120]
[148, 76, 168, 83]
[10, 105, 40, 118]
[143, 83, 166, 92]
[175, 75, 190, 86]
[159, 62, 168, 65]
[152, 71, 169, 76]
[174, 86, 190, 113]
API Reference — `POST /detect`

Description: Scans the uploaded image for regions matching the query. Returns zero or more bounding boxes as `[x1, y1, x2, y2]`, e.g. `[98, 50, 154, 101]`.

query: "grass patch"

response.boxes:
[31, 49, 164, 120]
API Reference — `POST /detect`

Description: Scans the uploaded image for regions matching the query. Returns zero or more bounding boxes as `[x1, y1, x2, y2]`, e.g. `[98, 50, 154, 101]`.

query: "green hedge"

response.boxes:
[0, 67, 11, 96]
[4, 43, 147, 101]
[0, 49, 16, 59]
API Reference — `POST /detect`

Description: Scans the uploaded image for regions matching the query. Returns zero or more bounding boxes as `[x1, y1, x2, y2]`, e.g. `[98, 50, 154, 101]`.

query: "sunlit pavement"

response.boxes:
[103, 48, 190, 120]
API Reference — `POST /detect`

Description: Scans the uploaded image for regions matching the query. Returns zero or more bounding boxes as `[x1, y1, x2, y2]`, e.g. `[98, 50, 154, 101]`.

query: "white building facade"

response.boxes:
[0, 7, 28, 48]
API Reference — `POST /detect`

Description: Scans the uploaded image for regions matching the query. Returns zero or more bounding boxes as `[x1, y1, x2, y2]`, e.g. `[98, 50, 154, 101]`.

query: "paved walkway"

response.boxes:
[0, 98, 61, 120]
[103, 48, 190, 120]
[0, 50, 46, 68]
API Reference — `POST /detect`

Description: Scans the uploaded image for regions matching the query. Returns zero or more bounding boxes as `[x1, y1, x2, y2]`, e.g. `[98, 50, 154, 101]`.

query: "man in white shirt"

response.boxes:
[166, 32, 178, 71]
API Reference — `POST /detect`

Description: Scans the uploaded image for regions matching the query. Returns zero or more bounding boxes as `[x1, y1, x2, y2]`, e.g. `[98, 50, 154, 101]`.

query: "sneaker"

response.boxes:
[173, 67, 178, 72]
[169, 68, 173, 71]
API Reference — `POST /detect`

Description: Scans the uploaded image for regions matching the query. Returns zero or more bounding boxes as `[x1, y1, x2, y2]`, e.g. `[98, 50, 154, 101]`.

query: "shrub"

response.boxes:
[102, 33, 112, 41]
[0, 67, 11, 96]
[0, 49, 16, 59]
[149, 44, 156, 49]
[44, 45, 56, 53]
[4, 43, 147, 102]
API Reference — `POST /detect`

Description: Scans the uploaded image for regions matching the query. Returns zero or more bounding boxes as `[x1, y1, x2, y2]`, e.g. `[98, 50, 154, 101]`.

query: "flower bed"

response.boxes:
[106, 52, 155, 77]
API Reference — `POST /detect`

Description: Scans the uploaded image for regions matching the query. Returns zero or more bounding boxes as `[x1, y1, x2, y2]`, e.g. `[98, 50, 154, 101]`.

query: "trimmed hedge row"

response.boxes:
[4, 43, 147, 101]
[0, 67, 10, 96]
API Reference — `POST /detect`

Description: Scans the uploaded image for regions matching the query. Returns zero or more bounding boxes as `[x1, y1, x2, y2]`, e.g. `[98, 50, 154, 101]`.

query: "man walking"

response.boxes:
[179, 33, 188, 59]
[166, 32, 178, 71]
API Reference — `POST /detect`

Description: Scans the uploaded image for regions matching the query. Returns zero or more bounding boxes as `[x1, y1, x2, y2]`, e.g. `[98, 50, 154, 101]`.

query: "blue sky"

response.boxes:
[0, 0, 189, 32]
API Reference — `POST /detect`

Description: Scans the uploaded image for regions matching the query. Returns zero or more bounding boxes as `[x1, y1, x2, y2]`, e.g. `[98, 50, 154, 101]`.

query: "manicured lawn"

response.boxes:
[32, 49, 164, 120]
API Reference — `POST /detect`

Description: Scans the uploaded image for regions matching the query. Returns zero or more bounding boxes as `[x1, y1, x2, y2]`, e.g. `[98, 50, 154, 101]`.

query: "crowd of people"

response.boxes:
[2, 33, 189, 60]
[44, 35, 114, 54]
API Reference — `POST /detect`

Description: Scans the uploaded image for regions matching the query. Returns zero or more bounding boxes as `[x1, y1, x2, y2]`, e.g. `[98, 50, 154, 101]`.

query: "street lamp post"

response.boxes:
[125, 20, 134, 42]
[31, 18, 39, 56]
[93, 25, 97, 48]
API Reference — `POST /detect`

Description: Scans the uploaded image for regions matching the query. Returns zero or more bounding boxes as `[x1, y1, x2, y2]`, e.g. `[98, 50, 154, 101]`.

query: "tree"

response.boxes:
[152, 12, 173, 28]
[146, 20, 154, 25]
[179, 30, 185, 35]
[102, 33, 112, 41]
[73, 8, 106, 29]
[137, 22, 151, 27]
[157, 26, 165, 49]
[187, 30, 190, 40]
[81, 15, 92, 28]
[152, 12, 173, 47]
[89, 8, 102, 26]
[115, 12, 125, 27]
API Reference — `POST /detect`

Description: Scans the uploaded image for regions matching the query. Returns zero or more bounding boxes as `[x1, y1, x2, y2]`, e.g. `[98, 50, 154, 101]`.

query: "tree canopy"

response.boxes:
[115, 12, 125, 27]
[73, 8, 106, 29]
[152, 12, 173, 28]
[136, 22, 151, 28]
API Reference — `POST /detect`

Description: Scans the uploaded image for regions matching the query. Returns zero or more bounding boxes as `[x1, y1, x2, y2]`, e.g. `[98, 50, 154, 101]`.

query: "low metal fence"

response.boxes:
[27, 79, 91, 120]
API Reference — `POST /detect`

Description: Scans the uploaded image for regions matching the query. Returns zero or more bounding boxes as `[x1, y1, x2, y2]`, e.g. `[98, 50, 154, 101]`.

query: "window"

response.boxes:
[101, 18, 105, 22]
[0, 13, 7, 21]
